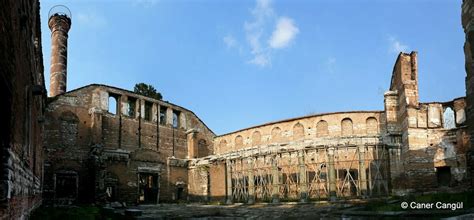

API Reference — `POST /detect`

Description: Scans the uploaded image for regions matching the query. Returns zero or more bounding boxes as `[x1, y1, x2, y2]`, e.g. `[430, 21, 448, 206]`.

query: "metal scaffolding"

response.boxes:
[226, 144, 389, 203]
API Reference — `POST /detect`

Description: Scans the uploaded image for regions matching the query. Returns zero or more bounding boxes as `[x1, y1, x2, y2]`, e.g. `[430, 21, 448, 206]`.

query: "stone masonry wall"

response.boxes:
[215, 111, 385, 154]
[0, 0, 46, 218]
[44, 84, 215, 204]
[190, 52, 472, 202]
[462, 0, 474, 188]
[385, 52, 470, 194]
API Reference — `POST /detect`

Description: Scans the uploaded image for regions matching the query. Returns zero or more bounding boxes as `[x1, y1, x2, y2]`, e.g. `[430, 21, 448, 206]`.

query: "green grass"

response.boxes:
[363, 190, 474, 212]
[363, 199, 404, 212]
[30, 205, 101, 220]
[206, 201, 223, 205]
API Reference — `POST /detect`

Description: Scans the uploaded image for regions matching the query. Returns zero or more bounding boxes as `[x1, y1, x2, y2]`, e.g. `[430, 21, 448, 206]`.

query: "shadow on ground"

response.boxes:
[30, 191, 474, 220]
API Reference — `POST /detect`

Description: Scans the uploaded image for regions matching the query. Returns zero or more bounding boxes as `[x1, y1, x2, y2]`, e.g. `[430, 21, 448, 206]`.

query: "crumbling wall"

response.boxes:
[160, 158, 189, 202]
[187, 163, 210, 202]
[43, 87, 96, 203]
[201, 141, 390, 204]
[208, 161, 226, 202]
[0, 0, 46, 218]
[204, 52, 471, 202]
[207, 110, 388, 203]
[215, 111, 384, 154]
[385, 52, 471, 194]
[462, 0, 474, 188]
[44, 84, 214, 204]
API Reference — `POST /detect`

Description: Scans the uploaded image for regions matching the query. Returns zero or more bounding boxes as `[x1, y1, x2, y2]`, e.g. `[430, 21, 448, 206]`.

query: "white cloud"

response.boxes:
[388, 36, 409, 53]
[223, 35, 237, 48]
[245, 0, 274, 30]
[244, 0, 274, 67]
[249, 54, 270, 67]
[223, 34, 244, 54]
[77, 12, 107, 28]
[224, 0, 299, 67]
[269, 17, 299, 49]
[247, 31, 262, 54]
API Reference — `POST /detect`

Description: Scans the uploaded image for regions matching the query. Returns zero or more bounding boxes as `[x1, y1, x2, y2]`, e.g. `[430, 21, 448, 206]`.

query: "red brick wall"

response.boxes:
[209, 162, 226, 202]
[462, 0, 474, 189]
[43, 85, 215, 204]
[0, 0, 46, 218]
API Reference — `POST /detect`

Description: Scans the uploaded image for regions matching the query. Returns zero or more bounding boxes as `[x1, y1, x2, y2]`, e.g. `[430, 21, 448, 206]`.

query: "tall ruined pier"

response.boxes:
[48, 7, 71, 97]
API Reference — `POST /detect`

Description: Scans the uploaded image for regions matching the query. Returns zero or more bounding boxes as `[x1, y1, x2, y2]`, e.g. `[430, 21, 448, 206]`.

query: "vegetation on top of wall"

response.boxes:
[134, 83, 163, 100]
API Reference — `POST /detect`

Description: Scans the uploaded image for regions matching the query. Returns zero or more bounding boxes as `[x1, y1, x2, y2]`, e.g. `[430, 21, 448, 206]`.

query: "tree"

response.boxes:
[133, 83, 162, 100]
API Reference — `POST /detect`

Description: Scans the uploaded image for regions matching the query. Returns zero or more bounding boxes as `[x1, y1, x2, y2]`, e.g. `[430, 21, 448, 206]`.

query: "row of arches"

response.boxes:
[219, 117, 379, 150]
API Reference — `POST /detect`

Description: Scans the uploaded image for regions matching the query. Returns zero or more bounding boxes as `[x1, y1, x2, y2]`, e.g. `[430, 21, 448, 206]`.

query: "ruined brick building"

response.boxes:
[196, 52, 471, 203]
[40, 8, 472, 206]
[2, 0, 474, 218]
[43, 52, 471, 205]
[43, 83, 215, 203]
[0, 0, 46, 219]
[462, 0, 474, 188]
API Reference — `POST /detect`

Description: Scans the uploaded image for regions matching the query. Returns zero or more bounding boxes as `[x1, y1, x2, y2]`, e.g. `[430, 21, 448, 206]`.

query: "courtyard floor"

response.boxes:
[132, 202, 474, 220]
[137, 202, 341, 219]
[31, 191, 474, 220]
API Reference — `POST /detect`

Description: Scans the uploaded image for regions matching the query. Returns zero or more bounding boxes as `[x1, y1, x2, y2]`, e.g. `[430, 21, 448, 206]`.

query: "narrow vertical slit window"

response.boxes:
[159, 106, 167, 125]
[108, 94, 119, 115]
[127, 97, 137, 118]
[443, 107, 455, 129]
[172, 110, 180, 128]
[144, 101, 152, 121]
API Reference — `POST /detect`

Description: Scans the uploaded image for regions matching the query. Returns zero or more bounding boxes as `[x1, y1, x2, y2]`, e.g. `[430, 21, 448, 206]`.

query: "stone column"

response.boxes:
[152, 103, 158, 122]
[384, 91, 399, 133]
[140, 99, 145, 119]
[121, 96, 128, 116]
[247, 158, 255, 204]
[358, 145, 368, 198]
[225, 160, 233, 204]
[166, 107, 173, 126]
[186, 129, 198, 159]
[271, 156, 280, 203]
[327, 147, 337, 202]
[298, 150, 308, 203]
[179, 112, 187, 129]
[89, 108, 103, 144]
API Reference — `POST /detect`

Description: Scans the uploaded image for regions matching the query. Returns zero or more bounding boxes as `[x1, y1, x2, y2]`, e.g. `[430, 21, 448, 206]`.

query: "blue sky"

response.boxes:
[40, 0, 465, 135]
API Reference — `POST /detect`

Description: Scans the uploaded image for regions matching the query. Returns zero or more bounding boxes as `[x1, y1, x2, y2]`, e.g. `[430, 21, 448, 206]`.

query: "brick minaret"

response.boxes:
[48, 10, 71, 97]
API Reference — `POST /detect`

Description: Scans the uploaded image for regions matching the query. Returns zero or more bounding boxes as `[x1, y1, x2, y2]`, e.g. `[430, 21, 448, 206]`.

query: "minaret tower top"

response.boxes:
[48, 5, 71, 97]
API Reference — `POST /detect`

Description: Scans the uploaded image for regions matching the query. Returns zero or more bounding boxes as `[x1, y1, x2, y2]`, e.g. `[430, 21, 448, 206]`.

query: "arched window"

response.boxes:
[235, 135, 243, 149]
[252, 131, 261, 146]
[341, 118, 353, 136]
[108, 96, 117, 115]
[316, 120, 328, 137]
[366, 117, 378, 135]
[293, 123, 304, 140]
[271, 127, 281, 142]
[443, 107, 455, 129]
[172, 110, 179, 128]
[219, 140, 227, 153]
